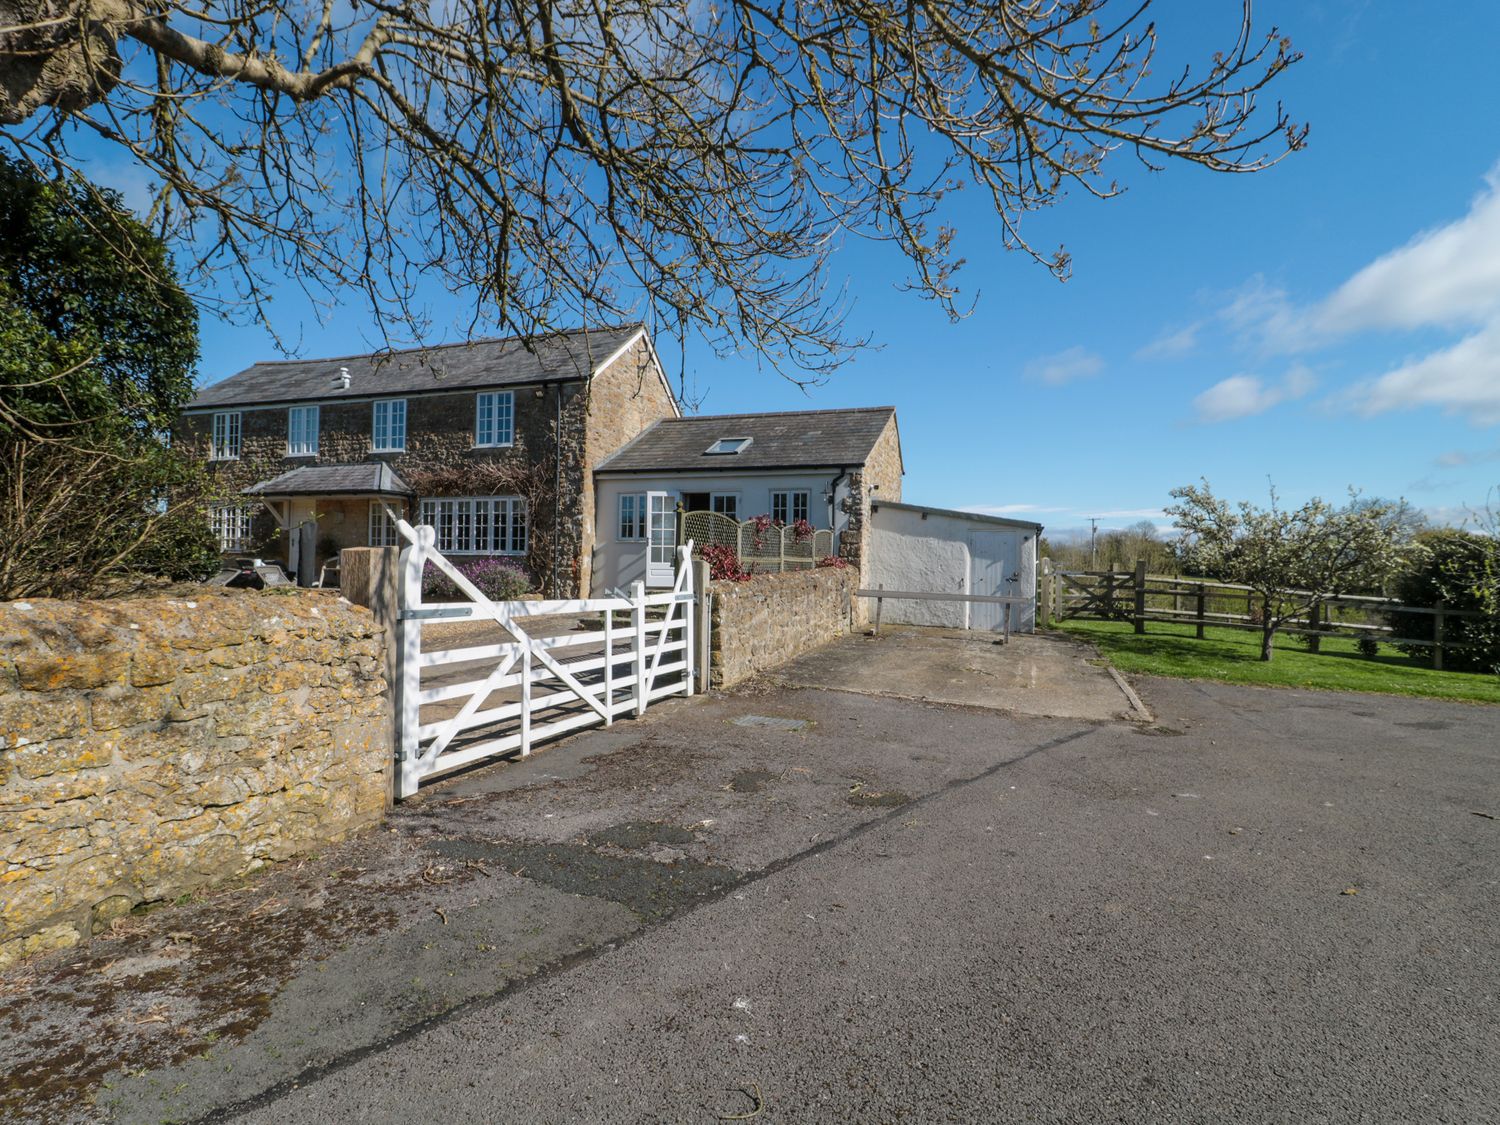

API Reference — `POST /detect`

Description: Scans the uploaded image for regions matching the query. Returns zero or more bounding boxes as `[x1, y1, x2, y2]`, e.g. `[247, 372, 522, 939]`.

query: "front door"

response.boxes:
[646, 492, 677, 587]
[968, 531, 1019, 631]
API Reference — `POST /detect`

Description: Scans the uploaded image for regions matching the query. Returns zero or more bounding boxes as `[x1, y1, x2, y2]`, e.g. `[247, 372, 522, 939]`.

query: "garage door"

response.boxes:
[968, 530, 1020, 631]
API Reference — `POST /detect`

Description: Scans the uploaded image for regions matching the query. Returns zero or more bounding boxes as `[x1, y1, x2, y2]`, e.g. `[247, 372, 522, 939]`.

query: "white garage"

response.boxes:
[867, 501, 1041, 632]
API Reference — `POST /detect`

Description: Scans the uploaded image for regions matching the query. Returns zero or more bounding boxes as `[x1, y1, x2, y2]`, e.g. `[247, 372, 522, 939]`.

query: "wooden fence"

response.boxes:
[1038, 559, 1483, 670]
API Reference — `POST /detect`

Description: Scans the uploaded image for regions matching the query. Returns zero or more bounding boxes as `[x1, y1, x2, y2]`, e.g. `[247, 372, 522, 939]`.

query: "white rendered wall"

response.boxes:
[591, 470, 848, 594]
[868, 505, 1038, 631]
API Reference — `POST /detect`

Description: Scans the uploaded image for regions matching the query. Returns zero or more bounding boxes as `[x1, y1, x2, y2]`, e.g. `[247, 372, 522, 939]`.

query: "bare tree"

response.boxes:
[1, 1, 1302, 369]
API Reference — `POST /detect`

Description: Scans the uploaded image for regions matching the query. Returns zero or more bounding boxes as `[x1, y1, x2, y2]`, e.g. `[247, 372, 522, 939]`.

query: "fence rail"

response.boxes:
[1039, 560, 1484, 670]
[679, 509, 834, 574]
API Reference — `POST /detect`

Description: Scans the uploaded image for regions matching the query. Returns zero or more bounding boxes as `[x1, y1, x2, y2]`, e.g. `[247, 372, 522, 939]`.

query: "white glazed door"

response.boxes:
[646, 492, 677, 587]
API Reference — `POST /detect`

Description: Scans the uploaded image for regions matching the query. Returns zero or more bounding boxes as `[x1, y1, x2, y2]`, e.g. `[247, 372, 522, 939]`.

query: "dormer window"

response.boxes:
[705, 436, 752, 455]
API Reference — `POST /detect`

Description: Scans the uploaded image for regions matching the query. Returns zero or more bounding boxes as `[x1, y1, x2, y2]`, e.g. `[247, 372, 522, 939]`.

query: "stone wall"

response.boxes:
[837, 413, 903, 623]
[709, 567, 855, 689]
[0, 590, 391, 968]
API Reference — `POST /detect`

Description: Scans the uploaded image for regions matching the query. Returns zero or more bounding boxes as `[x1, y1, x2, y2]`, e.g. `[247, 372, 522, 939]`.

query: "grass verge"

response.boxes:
[1055, 617, 1500, 704]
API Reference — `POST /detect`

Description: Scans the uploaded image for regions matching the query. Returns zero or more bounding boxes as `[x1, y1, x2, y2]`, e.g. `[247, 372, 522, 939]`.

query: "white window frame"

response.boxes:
[369, 503, 403, 547]
[475, 391, 515, 448]
[771, 489, 810, 525]
[705, 436, 752, 455]
[710, 492, 740, 519]
[210, 504, 256, 553]
[287, 405, 319, 456]
[371, 398, 406, 452]
[618, 493, 648, 541]
[418, 496, 527, 555]
[210, 411, 241, 461]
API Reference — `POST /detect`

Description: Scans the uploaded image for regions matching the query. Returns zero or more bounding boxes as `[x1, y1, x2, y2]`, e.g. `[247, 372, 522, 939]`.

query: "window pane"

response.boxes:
[771, 493, 787, 524]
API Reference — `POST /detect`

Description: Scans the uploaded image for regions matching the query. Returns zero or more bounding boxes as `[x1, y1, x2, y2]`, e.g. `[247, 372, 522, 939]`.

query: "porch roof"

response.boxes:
[242, 463, 414, 498]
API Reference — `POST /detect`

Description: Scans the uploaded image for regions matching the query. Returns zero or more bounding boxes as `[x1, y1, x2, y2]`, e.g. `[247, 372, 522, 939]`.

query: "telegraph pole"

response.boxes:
[1089, 518, 1100, 570]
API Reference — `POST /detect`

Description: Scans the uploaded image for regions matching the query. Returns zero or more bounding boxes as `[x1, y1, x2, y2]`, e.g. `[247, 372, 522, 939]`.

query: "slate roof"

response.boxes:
[595, 407, 897, 473]
[190, 324, 645, 410]
[242, 463, 413, 497]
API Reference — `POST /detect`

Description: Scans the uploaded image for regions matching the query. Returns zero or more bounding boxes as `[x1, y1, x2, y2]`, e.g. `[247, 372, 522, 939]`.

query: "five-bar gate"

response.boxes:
[393, 519, 696, 798]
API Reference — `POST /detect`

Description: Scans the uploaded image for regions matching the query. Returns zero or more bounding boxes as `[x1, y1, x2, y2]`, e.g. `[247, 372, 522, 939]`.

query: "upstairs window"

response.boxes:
[211, 411, 241, 460]
[475, 391, 514, 447]
[287, 405, 319, 456]
[619, 493, 647, 540]
[372, 398, 406, 452]
[771, 489, 809, 525]
[705, 436, 752, 455]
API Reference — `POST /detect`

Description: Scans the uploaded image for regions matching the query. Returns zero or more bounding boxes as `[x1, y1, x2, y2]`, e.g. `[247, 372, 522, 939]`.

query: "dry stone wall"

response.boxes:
[709, 567, 855, 689]
[0, 590, 391, 968]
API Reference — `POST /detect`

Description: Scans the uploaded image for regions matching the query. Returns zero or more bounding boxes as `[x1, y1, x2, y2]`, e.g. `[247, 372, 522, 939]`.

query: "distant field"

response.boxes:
[1056, 618, 1500, 704]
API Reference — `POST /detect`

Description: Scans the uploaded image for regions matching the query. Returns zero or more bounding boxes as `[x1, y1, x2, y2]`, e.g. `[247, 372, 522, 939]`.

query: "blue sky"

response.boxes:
[180, 2, 1500, 541]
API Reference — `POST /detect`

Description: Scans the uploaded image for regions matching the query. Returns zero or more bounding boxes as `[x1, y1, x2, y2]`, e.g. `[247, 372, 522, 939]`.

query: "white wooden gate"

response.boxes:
[394, 519, 696, 798]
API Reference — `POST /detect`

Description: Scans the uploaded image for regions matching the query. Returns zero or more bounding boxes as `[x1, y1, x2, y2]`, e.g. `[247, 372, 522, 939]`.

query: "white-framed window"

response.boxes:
[369, 503, 402, 547]
[475, 391, 514, 447]
[372, 399, 406, 452]
[771, 489, 809, 525]
[287, 405, 319, 456]
[210, 504, 256, 553]
[618, 493, 648, 540]
[210, 411, 241, 460]
[710, 492, 739, 519]
[418, 496, 527, 554]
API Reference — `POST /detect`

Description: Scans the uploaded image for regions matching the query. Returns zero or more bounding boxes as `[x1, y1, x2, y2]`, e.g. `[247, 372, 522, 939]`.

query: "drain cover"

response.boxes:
[731, 715, 810, 731]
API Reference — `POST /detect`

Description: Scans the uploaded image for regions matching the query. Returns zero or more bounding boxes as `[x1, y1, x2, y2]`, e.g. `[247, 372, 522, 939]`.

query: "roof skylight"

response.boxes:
[705, 436, 753, 455]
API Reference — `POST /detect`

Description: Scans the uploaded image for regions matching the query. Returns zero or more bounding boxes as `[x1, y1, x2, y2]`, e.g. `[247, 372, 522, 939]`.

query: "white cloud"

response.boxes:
[1435, 447, 1500, 468]
[1353, 321, 1500, 424]
[1088, 508, 1167, 520]
[1314, 167, 1500, 335]
[1192, 366, 1316, 423]
[1023, 346, 1103, 386]
[961, 503, 1067, 516]
[1136, 324, 1200, 361]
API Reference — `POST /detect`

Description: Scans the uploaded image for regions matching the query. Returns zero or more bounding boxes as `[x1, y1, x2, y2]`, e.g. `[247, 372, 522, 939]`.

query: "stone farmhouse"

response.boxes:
[178, 325, 908, 596]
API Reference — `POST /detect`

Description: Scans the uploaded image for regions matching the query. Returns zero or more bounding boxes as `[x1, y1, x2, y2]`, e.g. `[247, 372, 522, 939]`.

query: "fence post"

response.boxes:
[1195, 583, 1206, 639]
[1133, 560, 1147, 635]
[1308, 600, 1322, 654]
[396, 535, 428, 801]
[519, 637, 532, 757]
[632, 580, 648, 716]
[694, 560, 712, 693]
[1103, 574, 1116, 620]
[874, 583, 884, 636]
[1433, 599, 1446, 671]
[1039, 559, 1053, 627]
[603, 606, 615, 725]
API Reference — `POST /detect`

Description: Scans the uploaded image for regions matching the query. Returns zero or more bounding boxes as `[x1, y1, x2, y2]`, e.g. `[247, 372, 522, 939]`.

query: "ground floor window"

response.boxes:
[619, 493, 647, 540]
[369, 503, 404, 547]
[210, 504, 256, 553]
[419, 496, 527, 554]
[710, 492, 739, 519]
[771, 489, 809, 525]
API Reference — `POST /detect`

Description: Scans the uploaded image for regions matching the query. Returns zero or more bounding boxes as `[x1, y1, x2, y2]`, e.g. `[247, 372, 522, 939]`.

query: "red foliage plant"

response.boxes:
[701, 544, 752, 581]
[815, 555, 849, 569]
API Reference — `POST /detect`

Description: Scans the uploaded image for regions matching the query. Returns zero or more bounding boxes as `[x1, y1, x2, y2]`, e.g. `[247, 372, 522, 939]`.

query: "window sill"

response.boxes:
[471, 442, 516, 450]
[285, 452, 318, 458]
[208, 456, 240, 463]
[371, 447, 406, 454]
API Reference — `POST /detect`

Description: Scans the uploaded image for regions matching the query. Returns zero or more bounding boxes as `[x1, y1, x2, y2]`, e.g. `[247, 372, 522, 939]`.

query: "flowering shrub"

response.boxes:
[791, 518, 815, 542]
[701, 544, 752, 582]
[422, 557, 532, 601]
[815, 555, 850, 569]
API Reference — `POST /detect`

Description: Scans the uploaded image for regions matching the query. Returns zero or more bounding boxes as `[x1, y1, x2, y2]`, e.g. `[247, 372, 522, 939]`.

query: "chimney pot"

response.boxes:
[336, 366, 351, 389]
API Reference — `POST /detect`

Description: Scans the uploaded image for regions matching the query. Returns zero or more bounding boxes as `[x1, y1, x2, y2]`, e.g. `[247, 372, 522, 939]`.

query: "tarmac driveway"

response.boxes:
[2, 646, 1497, 1123]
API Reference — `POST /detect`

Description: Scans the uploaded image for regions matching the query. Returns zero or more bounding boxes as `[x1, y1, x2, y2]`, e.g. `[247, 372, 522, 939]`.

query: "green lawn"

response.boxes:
[1055, 617, 1500, 704]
